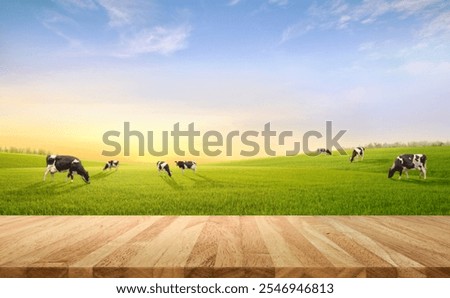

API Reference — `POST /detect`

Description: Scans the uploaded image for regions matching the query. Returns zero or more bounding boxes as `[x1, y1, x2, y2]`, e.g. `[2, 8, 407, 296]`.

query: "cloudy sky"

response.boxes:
[1, 0, 449, 161]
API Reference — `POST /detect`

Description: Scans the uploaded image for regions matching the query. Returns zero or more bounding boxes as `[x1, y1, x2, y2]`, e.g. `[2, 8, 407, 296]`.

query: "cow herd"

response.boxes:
[347, 147, 427, 179]
[353, 148, 427, 179]
[156, 160, 197, 177]
[43, 155, 198, 183]
[43, 148, 427, 184]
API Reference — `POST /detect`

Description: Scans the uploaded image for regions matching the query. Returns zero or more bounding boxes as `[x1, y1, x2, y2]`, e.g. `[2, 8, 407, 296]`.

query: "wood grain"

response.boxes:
[0, 216, 448, 278]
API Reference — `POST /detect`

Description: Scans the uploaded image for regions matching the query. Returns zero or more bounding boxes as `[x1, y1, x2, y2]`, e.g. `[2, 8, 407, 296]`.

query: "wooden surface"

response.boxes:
[0, 216, 449, 278]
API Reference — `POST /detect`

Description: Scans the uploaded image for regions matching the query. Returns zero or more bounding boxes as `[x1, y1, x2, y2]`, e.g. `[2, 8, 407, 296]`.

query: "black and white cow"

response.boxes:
[317, 148, 332, 155]
[350, 147, 365, 162]
[103, 160, 119, 171]
[43, 155, 90, 183]
[388, 154, 427, 179]
[157, 161, 172, 177]
[174, 161, 197, 174]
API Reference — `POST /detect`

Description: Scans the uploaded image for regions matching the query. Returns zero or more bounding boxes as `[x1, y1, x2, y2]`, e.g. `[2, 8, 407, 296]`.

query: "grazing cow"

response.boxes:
[43, 155, 90, 183]
[157, 161, 172, 177]
[388, 154, 427, 179]
[103, 160, 119, 171]
[174, 161, 197, 174]
[350, 147, 365, 162]
[317, 148, 332, 155]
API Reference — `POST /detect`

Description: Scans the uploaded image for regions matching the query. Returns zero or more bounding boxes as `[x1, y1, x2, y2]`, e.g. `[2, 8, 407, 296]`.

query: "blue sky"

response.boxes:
[1, 0, 449, 159]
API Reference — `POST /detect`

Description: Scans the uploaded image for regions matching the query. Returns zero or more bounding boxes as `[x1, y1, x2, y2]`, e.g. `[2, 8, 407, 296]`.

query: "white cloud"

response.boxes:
[358, 41, 375, 52]
[41, 11, 82, 48]
[392, 0, 442, 16]
[397, 60, 450, 75]
[123, 25, 191, 56]
[42, 0, 192, 57]
[269, 0, 289, 6]
[347, 0, 441, 24]
[419, 10, 450, 38]
[280, 23, 314, 43]
[281, 0, 448, 45]
[307, 0, 444, 29]
[338, 15, 351, 28]
[355, 0, 391, 22]
[96, 0, 151, 27]
[228, 0, 241, 6]
[54, 0, 97, 10]
[330, 0, 348, 15]
[55, 0, 153, 27]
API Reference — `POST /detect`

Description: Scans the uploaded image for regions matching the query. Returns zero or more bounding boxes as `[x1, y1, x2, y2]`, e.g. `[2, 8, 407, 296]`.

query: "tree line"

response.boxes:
[365, 141, 449, 148]
[0, 146, 50, 155]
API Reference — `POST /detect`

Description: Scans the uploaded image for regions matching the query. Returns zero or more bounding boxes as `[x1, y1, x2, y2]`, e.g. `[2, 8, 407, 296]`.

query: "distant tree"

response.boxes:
[360, 141, 449, 149]
[0, 146, 50, 155]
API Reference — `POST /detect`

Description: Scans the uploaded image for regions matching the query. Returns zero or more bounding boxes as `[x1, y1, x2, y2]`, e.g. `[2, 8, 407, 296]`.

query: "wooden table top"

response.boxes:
[0, 216, 449, 278]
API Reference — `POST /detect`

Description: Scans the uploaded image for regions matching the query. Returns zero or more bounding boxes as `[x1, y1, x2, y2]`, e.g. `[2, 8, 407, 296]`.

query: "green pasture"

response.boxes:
[0, 146, 448, 215]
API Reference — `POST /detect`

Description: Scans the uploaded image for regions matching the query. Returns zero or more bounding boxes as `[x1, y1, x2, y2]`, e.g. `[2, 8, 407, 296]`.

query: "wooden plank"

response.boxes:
[337, 217, 450, 270]
[184, 216, 218, 277]
[93, 216, 178, 277]
[287, 217, 363, 267]
[70, 216, 161, 277]
[240, 217, 275, 278]
[0, 216, 448, 278]
[0, 217, 113, 266]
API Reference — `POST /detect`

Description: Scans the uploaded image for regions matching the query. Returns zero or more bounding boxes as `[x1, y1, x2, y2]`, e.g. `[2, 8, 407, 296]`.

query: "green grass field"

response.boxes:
[0, 146, 449, 215]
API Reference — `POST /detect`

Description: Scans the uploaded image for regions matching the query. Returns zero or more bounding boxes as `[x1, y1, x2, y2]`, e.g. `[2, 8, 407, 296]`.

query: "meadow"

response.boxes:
[0, 146, 448, 215]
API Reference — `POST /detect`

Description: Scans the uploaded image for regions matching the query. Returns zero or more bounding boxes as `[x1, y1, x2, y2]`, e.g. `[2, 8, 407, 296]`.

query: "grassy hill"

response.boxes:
[0, 147, 449, 215]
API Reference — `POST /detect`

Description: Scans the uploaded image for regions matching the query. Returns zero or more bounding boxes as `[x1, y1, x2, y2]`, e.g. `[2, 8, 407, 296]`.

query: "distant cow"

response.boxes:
[317, 148, 332, 155]
[103, 160, 119, 171]
[350, 147, 365, 162]
[157, 161, 171, 177]
[388, 154, 427, 179]
[43, 155, 90, 183]
[175, 161, 197, 174]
